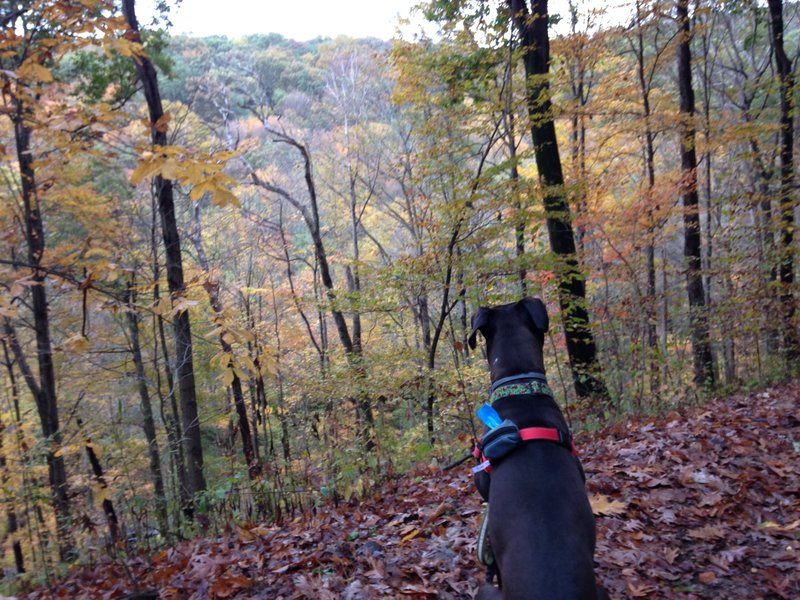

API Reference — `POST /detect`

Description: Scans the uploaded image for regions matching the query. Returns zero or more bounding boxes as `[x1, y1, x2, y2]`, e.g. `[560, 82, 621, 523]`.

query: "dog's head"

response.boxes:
[468, 297, 549, 382]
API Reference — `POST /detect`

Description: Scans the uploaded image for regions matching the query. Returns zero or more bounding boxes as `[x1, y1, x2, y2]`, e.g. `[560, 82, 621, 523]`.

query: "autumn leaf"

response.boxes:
[18, 61, 53, 82]
[130, 157, 162, 185]
[698, 571, 716, 584]
[664, 547, 679, 565]
[626, 581, 657, 597]
[688, 525, 726, 540]
[759, 519, 800, 532]
[153, 112, 171, 133]
[400, 528, 421, 543]
[63, 334, 90, 353]
[211, 187, 240, 208]
[590, 494, 627, 516]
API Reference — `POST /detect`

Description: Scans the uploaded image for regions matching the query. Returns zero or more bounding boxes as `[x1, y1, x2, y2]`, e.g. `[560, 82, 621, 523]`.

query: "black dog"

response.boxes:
[469, 298, 607, 600]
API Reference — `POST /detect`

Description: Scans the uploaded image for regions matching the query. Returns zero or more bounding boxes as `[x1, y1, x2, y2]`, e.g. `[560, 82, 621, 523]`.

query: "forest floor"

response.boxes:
[24, 383, 800, 599]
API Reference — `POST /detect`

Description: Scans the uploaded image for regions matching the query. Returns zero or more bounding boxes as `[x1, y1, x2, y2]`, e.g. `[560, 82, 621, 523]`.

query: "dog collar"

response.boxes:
[489, 379, 553, 403]
[490, 371, 547, 393]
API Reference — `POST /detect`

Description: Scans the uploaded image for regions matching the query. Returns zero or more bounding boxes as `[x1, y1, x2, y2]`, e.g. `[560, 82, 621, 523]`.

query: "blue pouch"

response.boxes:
[481, 419, 522, 461]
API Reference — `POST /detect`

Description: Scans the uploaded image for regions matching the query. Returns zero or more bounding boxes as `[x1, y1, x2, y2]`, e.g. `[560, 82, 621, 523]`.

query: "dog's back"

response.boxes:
[470, 299, 607, 599]
[487, 431, 598, 598]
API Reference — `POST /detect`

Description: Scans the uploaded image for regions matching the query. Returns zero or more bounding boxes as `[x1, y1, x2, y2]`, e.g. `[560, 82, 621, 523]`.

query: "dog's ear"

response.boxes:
[468, 307, 491, 349]
[521, 297, 549, 333]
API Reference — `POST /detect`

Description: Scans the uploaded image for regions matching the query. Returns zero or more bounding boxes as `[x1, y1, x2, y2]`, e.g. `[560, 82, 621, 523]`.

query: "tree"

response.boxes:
[124, 279, 169, 533]
[766, 0, 799, 361]
[623, 0, 673, 397]
[121, 0, 207, 515]
[0, 0, 95, 560]
[508, 0, 610, 404]
[192, 202, 260, 479]
[676, 0, 714, 387]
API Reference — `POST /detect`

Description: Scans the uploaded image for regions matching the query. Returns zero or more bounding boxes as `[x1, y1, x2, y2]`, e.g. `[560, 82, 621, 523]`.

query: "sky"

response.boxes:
[137, 0, 630, 41]
[138, 0, 422, 40]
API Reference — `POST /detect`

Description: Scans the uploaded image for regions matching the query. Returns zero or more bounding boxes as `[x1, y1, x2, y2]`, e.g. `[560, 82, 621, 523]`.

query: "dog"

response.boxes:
[469, 298, 608, 600]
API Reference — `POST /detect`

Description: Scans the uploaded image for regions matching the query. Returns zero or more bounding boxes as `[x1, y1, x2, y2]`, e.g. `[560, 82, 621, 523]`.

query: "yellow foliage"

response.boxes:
[17, 61, 53, 83]
[130, 145, 240, 207]
[54, 444, 81, 458]
[63, 334, 90, 353]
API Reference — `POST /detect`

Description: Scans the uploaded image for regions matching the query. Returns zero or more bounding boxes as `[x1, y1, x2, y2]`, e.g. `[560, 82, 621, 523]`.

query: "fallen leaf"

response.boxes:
[688, 525, 726, 540]
[590, 494, 627, 516]
[699, 571, 716, 584]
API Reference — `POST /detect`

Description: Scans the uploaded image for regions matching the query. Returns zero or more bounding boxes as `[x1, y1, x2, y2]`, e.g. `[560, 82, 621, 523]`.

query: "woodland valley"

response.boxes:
[0, 0, 799, 598]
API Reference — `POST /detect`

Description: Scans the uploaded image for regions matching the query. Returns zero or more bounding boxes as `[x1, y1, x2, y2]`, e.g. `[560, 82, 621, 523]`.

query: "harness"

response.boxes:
[472, 374, 580, 584]
[472, 376, 576, 474]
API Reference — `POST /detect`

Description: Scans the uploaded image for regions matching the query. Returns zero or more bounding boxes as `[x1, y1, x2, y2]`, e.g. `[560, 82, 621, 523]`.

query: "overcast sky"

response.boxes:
[136, 1, 629, 41]
[137, 0, 421, 40]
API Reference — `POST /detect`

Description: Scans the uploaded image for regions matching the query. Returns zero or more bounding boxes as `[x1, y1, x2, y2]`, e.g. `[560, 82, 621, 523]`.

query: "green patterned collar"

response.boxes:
[489, 379, 554, 403]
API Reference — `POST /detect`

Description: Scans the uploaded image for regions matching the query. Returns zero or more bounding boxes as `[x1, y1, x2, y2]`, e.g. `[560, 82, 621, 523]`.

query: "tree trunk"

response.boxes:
[345, 136, 374, 450]
[508, 0, 609, 404]
[10, 92, 73, 561]
[503, 36, 527, 296]
[191, 205, 260, 479]
[249, 132, 374, 451]
[268, 275, 292, 465]
[241, 293, 263, 462]
[633, 0, 661, 399]
[766, 0, 799, 361]
[77, 416, 120, 545]
[0, 352, 24, 573]
[676, 0, 714, 388]
[123, 0, 207, 510]
[151, 215, 190, 519]
[125, 280, 169, 533]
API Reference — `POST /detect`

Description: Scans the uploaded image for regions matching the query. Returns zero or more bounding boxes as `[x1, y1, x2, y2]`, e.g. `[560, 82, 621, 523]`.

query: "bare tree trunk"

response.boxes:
[345, 139, 374, 447]
[767, 0, 799, 361]
[0, 346, 24, 572]
[249, 130, 374, 451]
[125, 280, 168, 533]
[676, 0, 714, 388]
[150, 202, 190, 520]
[10, 92, 73, 560]
[508, 0, 609, 405]
[241, 292, 263, 463]
[567, 0, 593, 257]
[123, 0, 207, 512]
[268, 275, 292, 465]
[76, 416, 119, 544]
[502, 34, 527, 296]
[191, 205, 260, 479]
[641, 22, 658, 398]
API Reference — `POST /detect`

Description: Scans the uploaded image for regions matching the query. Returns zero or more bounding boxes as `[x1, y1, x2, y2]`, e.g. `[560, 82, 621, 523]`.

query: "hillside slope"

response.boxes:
[26, 385, 799, 599]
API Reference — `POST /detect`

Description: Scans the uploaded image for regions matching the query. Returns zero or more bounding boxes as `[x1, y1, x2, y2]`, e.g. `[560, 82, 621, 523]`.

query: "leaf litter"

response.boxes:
[25, 384, 800, 599]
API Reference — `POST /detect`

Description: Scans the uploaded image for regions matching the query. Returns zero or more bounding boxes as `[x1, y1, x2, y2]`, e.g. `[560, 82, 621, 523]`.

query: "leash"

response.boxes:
[442, 451, 473, 471]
